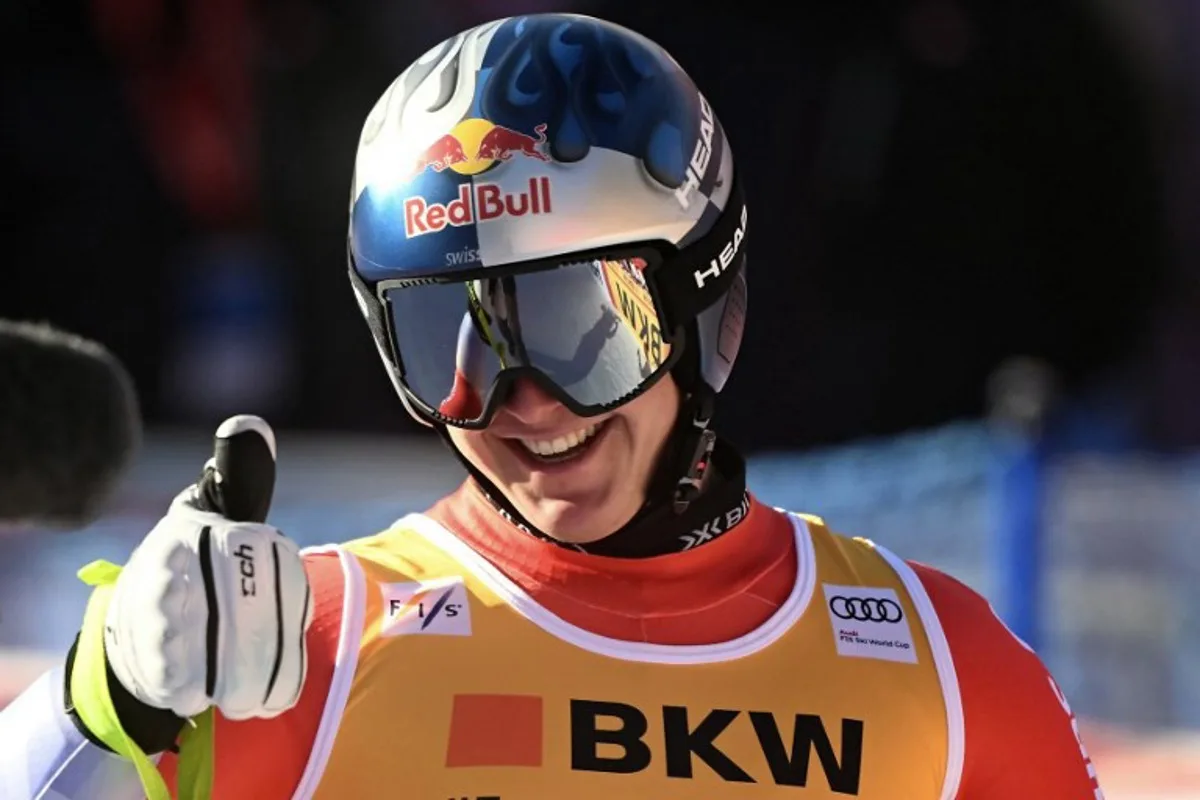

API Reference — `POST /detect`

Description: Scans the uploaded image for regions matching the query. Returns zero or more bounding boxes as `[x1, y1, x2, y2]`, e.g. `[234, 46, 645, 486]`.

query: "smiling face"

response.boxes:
[446, 374, 681, 543]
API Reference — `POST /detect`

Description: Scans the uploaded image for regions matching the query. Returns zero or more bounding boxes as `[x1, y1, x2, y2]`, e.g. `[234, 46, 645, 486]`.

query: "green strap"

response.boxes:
[71, 559, 215, 800]
[177, 708, 215, 800]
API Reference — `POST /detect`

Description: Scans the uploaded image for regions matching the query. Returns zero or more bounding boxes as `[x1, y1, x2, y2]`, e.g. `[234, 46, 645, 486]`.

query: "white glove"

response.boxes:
[103, 415, 313, 721]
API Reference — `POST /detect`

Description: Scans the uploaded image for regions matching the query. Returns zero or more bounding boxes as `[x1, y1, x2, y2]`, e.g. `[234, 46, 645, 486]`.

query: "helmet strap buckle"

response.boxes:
[671, 388, 717, 514]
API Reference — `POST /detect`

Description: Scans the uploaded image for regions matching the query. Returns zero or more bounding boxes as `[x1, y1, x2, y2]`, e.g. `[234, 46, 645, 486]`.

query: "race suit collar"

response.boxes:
[424, 473, 795, 632]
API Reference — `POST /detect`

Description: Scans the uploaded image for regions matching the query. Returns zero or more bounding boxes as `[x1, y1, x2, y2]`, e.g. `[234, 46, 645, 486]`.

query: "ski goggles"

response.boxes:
[373, 251, 683, 428]
[350, 175, 747, 430]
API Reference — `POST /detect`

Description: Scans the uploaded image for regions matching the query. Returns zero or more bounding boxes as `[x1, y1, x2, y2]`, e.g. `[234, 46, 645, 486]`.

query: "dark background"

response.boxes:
[4, 0, 1197, 453]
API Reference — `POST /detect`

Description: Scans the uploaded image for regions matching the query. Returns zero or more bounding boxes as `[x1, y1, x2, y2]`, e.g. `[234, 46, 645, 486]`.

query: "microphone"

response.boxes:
[0, 320, 142, 528]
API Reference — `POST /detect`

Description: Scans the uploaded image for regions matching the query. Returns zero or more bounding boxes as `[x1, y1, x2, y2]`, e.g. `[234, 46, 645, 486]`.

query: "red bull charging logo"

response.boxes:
[409, 118, 549, 179]
[403, 118, 554, 239]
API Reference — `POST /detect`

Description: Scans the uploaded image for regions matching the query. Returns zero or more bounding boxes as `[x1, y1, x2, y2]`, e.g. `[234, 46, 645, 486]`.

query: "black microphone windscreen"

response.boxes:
[0, 320, 142, 528]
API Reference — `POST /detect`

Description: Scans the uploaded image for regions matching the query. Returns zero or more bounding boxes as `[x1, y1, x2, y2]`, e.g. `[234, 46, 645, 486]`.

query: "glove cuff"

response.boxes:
[64, 635, 187, 755]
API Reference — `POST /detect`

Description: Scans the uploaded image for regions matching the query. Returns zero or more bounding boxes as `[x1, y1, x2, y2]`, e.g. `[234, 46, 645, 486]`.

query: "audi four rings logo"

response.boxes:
[829, 596, 904, 623]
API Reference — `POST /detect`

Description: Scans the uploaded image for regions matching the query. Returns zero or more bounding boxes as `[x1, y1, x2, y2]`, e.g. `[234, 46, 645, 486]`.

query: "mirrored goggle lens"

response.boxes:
[383, 256, 675, 425]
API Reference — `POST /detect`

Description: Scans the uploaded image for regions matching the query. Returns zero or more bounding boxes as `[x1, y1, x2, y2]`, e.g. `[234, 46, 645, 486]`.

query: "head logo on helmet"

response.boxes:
[674, 95, 717, 211]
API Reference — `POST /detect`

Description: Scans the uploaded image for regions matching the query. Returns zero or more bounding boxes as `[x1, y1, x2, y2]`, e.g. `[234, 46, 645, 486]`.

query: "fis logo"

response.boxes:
[380, 577, 472, 637]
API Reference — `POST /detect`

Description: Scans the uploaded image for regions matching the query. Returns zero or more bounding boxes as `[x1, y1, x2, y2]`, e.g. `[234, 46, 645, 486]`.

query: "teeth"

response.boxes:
[519, 424, 599, 457]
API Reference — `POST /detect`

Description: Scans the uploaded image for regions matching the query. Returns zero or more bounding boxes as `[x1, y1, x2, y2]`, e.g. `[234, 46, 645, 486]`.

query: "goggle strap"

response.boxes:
[653, 171, 749, 331]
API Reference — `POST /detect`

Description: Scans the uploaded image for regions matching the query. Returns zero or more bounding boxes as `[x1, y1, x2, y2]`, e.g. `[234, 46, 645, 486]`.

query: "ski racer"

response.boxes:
[0, 13, 1105, 799]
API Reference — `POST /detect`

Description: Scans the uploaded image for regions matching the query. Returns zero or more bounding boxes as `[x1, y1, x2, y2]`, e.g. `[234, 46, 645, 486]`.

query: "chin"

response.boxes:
[521, 493, 639, 545]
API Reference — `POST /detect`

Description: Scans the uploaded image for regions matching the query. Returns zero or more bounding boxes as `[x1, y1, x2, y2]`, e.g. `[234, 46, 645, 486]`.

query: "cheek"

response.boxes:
[447, 428, 497, 474]
[627, 380, 680, 468]
[637, 415, 673, 471]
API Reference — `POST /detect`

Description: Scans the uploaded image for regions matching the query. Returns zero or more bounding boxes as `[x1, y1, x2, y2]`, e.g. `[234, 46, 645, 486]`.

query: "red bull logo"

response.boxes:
[404, 176, 552, 238]
[410, 133, 468, 176]
[409, 118, 550, 179]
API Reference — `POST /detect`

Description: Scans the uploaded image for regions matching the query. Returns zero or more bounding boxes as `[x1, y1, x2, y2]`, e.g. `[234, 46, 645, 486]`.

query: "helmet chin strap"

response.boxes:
[433, 380, 720, 547]
[657, 384, 718, 515]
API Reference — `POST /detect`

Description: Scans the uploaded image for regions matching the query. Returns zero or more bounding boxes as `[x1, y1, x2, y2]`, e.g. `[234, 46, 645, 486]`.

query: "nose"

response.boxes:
[496, 377, 570, 427]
